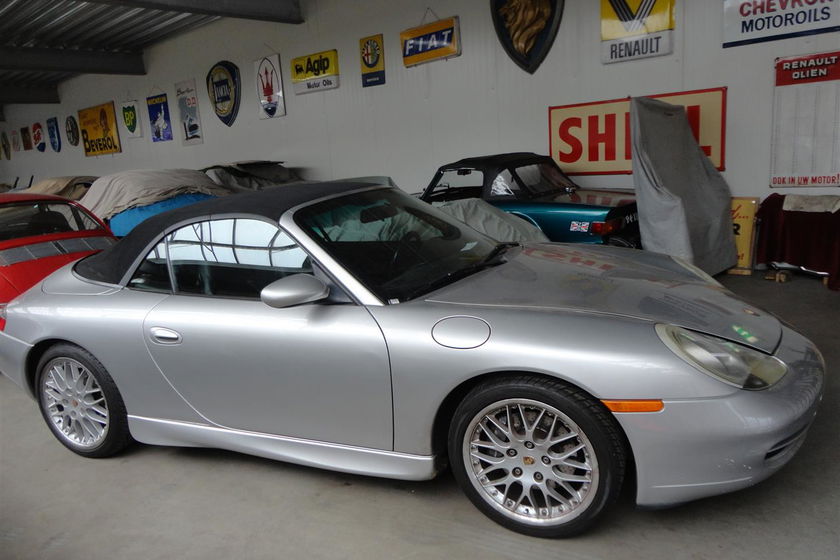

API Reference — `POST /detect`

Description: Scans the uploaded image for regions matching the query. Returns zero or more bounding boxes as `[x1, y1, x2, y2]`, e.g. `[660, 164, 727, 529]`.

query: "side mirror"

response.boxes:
[260, 274, 329, 308]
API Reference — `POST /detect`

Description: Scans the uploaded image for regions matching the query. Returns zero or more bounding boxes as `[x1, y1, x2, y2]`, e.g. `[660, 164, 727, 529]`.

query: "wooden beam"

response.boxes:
[0, 85, 61, 104]
[0, 47, 145, 75]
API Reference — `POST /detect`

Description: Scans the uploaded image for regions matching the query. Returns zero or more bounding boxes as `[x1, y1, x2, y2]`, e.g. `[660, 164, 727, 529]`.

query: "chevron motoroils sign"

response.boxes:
[601, 0, 676, 64]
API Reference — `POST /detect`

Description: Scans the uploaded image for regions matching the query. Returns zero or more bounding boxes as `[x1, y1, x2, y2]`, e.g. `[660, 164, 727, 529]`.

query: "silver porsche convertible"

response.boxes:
[0, 182, 824, 537]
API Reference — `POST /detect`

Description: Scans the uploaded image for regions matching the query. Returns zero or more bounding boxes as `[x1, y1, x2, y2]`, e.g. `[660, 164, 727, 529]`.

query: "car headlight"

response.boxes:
[671, 256, 723, 287]
[656, 324, 787, 390]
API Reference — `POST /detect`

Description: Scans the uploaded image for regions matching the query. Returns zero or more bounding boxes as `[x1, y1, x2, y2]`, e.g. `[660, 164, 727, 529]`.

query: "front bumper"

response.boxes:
[616, 325, 824, 507]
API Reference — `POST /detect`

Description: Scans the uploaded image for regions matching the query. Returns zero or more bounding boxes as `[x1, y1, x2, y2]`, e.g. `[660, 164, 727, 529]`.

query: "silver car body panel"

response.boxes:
[0, 197, 824, 508]
[127, 416, 436, 481]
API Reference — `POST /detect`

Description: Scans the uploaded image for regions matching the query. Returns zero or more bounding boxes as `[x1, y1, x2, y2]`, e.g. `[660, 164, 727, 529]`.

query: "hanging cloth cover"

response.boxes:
[630, 96, 736, 275]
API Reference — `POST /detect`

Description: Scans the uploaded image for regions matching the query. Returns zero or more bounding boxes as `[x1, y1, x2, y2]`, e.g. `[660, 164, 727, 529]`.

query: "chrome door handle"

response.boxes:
[150, 327, 182, 344]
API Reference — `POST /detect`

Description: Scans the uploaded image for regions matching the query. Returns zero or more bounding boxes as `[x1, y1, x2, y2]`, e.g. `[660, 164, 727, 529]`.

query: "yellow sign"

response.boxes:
[400, 17, 461, 67]
[360, 34, 386, 87]
[78, 101, 122, 157]
[600, 0, 675, 63]
[291, 49, 340, 94]
[549, 87, 726, 175]
[601, 0, 675, 39]
[728, 197, 759, 275]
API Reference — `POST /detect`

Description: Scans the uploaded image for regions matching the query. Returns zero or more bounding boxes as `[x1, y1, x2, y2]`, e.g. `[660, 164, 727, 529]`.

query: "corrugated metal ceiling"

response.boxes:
[0, 0, 219, 90]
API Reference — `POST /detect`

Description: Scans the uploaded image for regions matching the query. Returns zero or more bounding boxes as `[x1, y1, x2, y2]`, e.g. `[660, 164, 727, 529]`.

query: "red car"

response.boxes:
[0, 193, 114, 324]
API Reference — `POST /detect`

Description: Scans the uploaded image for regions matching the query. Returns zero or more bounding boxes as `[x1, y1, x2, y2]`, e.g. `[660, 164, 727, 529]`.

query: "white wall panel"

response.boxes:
[1, 0, 838, 198]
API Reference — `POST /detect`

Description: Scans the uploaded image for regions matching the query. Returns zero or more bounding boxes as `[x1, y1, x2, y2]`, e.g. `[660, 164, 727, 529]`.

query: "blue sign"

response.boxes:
[46, 117, 61, 152]
[206, 60, 241, 127]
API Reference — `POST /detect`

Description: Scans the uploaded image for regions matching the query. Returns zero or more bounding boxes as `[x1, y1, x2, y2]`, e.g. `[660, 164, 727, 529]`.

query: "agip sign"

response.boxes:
[548, 88, 727, 175]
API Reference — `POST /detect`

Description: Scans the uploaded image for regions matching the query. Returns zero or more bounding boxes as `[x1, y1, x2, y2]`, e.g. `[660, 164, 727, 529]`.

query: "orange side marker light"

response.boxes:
[601, 399, 664, 413]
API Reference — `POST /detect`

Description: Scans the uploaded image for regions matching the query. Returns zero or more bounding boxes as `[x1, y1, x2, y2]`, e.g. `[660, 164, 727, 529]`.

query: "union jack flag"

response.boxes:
[570, 221, 590, 232]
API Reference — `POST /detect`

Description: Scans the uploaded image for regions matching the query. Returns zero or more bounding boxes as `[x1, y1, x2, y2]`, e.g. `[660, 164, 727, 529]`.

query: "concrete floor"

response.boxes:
[1, 274, 838, 560]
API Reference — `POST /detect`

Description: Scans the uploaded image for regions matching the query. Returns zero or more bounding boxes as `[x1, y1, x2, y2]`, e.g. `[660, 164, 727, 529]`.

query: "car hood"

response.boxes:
[425, 244, 781, 354]
[536, 188, 635, 207]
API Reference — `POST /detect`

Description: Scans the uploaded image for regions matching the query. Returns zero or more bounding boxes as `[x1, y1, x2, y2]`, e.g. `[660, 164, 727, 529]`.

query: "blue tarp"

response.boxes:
[108, 193, 216, 236]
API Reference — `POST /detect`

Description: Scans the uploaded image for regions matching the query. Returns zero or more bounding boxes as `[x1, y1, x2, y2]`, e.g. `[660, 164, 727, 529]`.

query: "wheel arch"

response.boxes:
[430, 370, 636, 492]
[25, 338, 71, 397]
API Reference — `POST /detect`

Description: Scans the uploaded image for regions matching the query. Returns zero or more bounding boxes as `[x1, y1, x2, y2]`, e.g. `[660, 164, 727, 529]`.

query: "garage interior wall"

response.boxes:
[0, 0, 837, 198]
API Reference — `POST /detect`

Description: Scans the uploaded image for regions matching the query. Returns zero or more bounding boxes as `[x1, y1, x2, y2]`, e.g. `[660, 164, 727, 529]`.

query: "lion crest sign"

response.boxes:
[491, 0, 565, 74]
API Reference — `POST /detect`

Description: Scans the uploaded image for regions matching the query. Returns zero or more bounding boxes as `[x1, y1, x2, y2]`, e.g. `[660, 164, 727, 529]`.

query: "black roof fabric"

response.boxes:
[439, 152, 550, 172]
[76, 181, 378, 285]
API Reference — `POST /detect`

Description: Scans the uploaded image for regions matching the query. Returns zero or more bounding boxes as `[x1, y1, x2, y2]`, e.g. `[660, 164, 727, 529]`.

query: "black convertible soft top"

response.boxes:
[76, 181, 378, 285]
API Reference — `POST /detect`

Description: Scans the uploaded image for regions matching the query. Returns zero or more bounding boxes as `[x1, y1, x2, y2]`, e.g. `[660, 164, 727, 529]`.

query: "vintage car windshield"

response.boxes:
[295, 189, 501, 302]
[0, 201, 102, 241]
[514, 162, 577, 197]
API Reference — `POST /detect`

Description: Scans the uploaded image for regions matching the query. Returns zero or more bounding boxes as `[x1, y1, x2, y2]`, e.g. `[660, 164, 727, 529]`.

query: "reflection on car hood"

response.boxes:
[538, 188, 636, 207]
[425, 243, 780, 354]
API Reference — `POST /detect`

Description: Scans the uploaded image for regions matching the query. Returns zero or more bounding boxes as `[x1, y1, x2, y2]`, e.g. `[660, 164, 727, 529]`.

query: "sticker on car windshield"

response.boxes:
[570, 221, 590, 232]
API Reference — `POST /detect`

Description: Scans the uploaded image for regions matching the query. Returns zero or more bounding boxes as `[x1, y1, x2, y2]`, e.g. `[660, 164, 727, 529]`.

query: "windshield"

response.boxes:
[514, 162, 577, 196]
[0, 201, 103, 241]
[295, 189, 502, 302]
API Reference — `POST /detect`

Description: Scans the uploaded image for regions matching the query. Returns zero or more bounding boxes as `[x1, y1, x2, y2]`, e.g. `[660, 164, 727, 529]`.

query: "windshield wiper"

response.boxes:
[400, 242, 519, 301]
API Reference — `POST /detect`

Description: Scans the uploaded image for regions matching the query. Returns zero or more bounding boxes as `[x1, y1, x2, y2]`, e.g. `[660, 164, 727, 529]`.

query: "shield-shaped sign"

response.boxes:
[124, 106, 137, 133]
[1, 132, 10, 160]
[46, 117, 62, 152]
[32, 122, 46, 152]
[491, 0, 565, 74]
[66, 116, 80, 146]
[207, 60, 241, 127]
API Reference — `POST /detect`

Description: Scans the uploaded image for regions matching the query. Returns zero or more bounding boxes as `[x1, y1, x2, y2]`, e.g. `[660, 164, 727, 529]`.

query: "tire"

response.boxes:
[448, 376, 626, 538]
[36, 343, 132, 458]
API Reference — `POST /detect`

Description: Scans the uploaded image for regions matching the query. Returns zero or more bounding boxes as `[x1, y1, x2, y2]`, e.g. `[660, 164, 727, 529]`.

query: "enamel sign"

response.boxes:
[360, 34, 386, 87]
[291, 50, 340, 94]
[78, 102, 122, 156]
[255, 54, 286, 117]
[492, 0, 564, 73]
[176, 78, 203, 146]
[400, 17, 461, 67]
[723, 0, 840, 48]
[1, 132, 10, 160]
[207, 60, 241, 126]
[11, 130, 20, 152]
[65, 116, 80, 146]
[549, 87, 727, 175]
[120, 100, 143, 138]
[20, 127, 32, 151]
[770, 51, 840, 188]
[601, 0, 675, 64]
[32, 122, 46, 152]
[146, 94, 173, 142]
[729, 197, 759, 275]
[46, 117, 61, 152]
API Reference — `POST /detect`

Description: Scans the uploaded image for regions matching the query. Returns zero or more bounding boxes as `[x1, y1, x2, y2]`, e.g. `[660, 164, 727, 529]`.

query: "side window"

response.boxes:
[166, 218, 311, 299]
[488, 169, 519, 198]
[127, 242, 170, 292]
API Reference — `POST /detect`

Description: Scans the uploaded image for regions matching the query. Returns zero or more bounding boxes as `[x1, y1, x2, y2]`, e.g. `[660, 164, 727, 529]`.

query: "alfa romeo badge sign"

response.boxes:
[46, 117, 62, 152]
[207, 60, 241, 126]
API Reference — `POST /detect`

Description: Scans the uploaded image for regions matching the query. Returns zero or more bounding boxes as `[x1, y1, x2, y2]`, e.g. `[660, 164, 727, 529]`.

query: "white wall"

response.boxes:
[1, 0, 838, 198]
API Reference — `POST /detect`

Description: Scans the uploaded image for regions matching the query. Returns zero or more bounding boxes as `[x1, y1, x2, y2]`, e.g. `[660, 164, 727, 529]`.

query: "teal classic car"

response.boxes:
[420, 153, 640, 247]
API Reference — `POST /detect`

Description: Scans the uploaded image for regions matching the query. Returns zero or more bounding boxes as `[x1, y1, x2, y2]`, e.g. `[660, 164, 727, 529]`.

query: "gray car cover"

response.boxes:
[630, 97, 736, 275]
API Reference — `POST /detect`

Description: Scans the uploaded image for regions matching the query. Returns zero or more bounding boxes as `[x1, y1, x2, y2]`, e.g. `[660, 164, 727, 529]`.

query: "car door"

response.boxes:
[135, 217, 393, 450]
